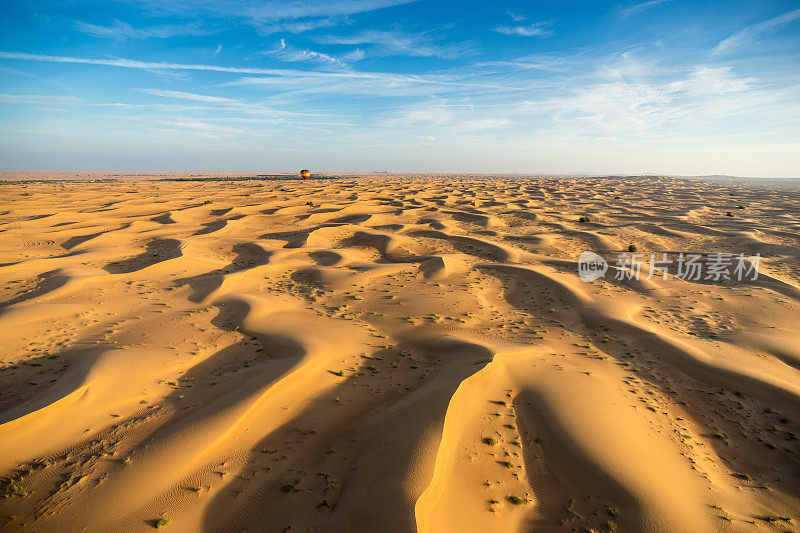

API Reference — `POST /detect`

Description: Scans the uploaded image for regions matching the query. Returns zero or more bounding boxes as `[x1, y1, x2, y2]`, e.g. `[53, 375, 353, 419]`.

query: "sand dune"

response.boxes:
[1, 175, 799, 532]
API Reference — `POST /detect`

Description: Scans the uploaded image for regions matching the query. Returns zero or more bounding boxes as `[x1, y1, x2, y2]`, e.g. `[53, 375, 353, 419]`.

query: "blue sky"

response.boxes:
[0, 0, 799, 176]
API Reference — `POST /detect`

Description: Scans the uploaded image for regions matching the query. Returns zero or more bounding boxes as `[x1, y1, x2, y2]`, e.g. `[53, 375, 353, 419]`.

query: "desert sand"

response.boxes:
[0, 175, 799, 532]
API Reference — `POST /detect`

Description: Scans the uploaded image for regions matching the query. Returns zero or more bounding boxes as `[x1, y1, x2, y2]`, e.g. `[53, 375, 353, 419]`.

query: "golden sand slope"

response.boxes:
[0, 176, 799, 532]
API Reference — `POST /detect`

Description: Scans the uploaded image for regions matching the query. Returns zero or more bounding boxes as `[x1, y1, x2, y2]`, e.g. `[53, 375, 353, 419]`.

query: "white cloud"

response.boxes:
[389, 103, 455, 128]
[386, 100, 510, 134]
[667, 66, 755, 95]
[0, 50, 470, 90]
[137, 89, 240, 103]
[565, 82, 670, 130]
[620, 0, 673, 18]
[155, 118, 238, 132]
[238, 0, 418, 22]
[0, 94, 83, 104]
[713, 8, 800, 56]
[260, 39, 363, 65]
[313, 29, 469, 58]
[540, 63, 762, 132]
[74, 19, 212, 40]
[595, 51, 651, 80]
[256, 17, 343, 35]
[126, 0, 419, 34]
[473, 53, 573, 73]
[492, 22, 551, 37]
[149, 118, 244, 139]
[0, 50, 375, 77]
[223, 73, 470, 98]
[340, 49, 367, 62]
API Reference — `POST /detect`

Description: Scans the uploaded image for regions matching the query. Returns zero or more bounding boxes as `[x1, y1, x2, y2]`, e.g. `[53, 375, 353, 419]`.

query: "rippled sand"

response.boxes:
[1, 176, 799, 532]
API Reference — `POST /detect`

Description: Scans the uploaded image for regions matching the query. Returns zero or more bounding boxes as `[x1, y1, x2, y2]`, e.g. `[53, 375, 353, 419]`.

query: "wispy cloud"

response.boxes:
[137, 89, 240, 103]
[666, 66, 756, 95]
[492, 22, 551, 37]
[539, 63, 763, 132]
[0, 50, 474, 99]
[260, 39, 364, 65]
[0, 93, 83, 104]
[713, 8, 800, 55]
[389, 102, 455, 127]
[620, 0, 673, 17]
[0, 91, 347, 123]
[239, 0, 418, 22]
[386, 99, 509, 134]
[125, 0, 418, 34]
[595, 51, 651, 80]
[152, 118, 243, 137]
[0, 50, 356, 76]
[255, 17, 344, 35]
[472, 52, 577, 73]
[314, 29, 469, 58]
[222, 72, 492, 99]
[74, 19, 212, 40]
[0, 65, 72, 87]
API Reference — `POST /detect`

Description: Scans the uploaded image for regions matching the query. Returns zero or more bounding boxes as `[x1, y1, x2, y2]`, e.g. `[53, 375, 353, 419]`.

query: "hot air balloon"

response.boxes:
[300, 169, 311, 180]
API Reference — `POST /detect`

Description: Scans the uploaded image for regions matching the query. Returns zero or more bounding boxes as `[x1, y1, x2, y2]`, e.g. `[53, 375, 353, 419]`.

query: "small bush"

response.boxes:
[507, 496, 527, 505]
[627, 244, 637, 252]
[578, 216, 591, 223]
[155, 518, 170, 528]
[483, 437, 497, 446]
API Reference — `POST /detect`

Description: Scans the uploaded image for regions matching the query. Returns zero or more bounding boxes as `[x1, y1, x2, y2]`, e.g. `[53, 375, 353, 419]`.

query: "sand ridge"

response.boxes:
[0, 176, 799, 532]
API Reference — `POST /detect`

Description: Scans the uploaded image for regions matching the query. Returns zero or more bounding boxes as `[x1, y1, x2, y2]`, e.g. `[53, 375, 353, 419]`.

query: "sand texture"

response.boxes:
[0, 176, 799, 532]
